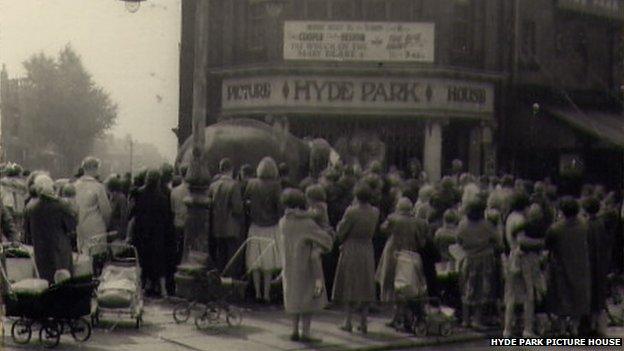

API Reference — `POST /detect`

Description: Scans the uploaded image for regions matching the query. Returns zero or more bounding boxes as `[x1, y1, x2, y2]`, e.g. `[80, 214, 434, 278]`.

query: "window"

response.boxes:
[574, 25, 589, 80]
[307, 0, 329, 20]
[521, 20, 537, 57]
[451, 0, 474, 58]
[363, 0, 387, 21]
[330, 0, 355, 20]
[247, 2, 266, 59]
[575, 25, 588, 57]
[555, 20, 566, 58]
[413, 0, 424, 19]
[387, 0, 413, 21]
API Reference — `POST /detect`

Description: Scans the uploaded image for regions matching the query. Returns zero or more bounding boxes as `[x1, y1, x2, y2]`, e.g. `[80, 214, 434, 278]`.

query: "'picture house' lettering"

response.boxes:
[226, 82, 271, 101]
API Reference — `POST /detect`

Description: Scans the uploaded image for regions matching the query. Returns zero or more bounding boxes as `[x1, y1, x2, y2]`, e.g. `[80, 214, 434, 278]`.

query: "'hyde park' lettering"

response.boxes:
[293, 80, 355, 102]
[361, 82, 420, 103]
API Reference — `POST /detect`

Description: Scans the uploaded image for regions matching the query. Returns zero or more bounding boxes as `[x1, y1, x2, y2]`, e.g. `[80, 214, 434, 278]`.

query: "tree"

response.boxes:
[20, 45, 117, 174]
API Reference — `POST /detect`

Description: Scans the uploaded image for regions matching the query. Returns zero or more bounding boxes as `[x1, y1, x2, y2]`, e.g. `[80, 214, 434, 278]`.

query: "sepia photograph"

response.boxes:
[0, 0, 623, 350]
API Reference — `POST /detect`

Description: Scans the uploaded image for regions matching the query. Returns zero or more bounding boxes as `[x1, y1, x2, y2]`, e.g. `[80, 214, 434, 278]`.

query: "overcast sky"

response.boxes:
[0, 0, 181, 161]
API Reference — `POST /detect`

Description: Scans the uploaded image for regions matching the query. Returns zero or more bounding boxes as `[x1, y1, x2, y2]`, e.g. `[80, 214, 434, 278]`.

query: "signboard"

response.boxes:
[283, 21, 435, 62]
[222, 76, 494, 116]
[558, 0, 624, 20]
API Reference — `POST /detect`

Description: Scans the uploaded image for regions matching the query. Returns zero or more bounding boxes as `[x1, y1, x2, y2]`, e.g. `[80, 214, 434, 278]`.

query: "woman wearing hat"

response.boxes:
[376, 197, 429, 328]
[23, 174, 76, 284]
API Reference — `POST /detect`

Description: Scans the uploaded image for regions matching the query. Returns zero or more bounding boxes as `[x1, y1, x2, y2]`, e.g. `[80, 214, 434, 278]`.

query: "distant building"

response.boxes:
[501, 0, 624, 191]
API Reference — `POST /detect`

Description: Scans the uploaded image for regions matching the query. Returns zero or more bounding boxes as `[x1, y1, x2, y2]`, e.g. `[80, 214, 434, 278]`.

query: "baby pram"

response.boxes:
[0, 243, 96, 348]
[90, 243, 143, 329]
[172, 236, 276, 330]
[393, 250, 456, 336]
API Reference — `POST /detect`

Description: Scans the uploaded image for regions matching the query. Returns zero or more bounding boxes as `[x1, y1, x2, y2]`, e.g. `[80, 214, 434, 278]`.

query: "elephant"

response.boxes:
[175, 118, 333, 183]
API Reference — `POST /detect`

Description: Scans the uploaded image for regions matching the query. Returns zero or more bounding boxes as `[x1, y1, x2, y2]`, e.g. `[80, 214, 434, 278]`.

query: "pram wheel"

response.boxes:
[173, 302, 191, 324]
[412, 320, 427, 336]
[91, 311, 100, 328]
[11, 319, 32, 344]
[39, 321, 61, 348]
[195, 304, 220, 331]
[226, 307, 243, 326]
[439, 322, 452, 337]
[70, 318, 92, 342]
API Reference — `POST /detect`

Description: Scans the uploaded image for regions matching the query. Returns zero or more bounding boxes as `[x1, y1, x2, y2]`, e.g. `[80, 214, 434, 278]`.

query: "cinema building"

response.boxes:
[177, 0, 510, 181]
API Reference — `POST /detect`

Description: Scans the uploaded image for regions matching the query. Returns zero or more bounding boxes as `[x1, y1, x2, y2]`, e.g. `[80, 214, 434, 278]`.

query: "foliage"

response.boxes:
[20, 45, 117, 173]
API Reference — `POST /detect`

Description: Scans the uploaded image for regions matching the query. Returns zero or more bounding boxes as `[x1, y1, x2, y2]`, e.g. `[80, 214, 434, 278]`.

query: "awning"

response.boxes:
[548, 107, 624, 148]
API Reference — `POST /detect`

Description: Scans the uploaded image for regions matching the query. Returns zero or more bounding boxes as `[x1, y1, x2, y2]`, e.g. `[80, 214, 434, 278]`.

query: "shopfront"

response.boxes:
[215, 70, 497, 180]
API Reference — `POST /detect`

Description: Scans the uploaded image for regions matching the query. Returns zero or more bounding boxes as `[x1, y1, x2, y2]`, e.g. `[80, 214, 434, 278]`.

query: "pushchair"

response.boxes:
[172, 236, 276, 330]
[89, 242, 144, 329]
[393, 250, 456, 336]
[0, 243, 96, 348]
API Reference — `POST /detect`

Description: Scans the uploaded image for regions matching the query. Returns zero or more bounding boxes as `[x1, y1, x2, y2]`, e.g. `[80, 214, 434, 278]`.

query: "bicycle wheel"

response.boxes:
[173, 302, 191, 324]
[39, 321, 61, 349]
[11, 319, 32, 344]
[70, 318, 92, 342]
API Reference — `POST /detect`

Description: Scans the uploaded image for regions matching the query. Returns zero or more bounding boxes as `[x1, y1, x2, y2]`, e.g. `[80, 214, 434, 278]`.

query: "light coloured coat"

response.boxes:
[279, 209, 333, 314]
[74, 176, 111, 252]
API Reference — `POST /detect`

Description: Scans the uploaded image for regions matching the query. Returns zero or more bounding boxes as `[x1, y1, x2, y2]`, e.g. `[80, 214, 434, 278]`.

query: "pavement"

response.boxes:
[0, 298, 622, 351]
[0, 298, 491, 351]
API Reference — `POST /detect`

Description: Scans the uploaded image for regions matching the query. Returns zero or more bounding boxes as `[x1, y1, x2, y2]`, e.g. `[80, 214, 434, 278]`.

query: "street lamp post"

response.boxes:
[175, 0, 213, 299]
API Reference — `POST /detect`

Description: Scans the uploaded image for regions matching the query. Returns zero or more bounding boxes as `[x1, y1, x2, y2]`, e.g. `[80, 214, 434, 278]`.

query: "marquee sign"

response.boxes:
[222, 76, 494, 116]
[283, 21, 435, 62]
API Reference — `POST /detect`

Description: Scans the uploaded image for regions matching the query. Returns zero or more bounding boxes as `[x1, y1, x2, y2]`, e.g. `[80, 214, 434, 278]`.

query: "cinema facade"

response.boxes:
[218, 70, 498, 181]
[179, 1, 624, 191]
[176, 0, 513, 181]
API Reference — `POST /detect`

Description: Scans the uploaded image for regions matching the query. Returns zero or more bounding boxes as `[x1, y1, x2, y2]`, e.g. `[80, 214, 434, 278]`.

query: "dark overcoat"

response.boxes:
[131, 186, 175, 280]
[545, 218, 591, 317]
[332, 203, 380, 304]
[24, 197, 76, 283]
[587, 215, 612, 312]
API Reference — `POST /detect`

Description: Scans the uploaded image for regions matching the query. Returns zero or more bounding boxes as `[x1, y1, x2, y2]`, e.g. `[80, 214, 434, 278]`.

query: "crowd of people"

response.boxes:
[1, 154, 623, 341]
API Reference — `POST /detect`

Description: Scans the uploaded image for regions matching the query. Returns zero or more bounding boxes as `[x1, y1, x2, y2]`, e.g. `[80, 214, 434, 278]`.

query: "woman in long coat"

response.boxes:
[24, 174, 76, 283]
[545, 197, 590, 336]
[244, 157, 282, 302]
[74, 157, 111, 253]
[376, 197, 428, 303]
[129, 169, 175, 297]
[279, 189, 333, 342]
[457, 199, 499, 329]
[584, 197, 612, 335]
[376, 197, 428, 328]
[332, 183, 379, 334]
